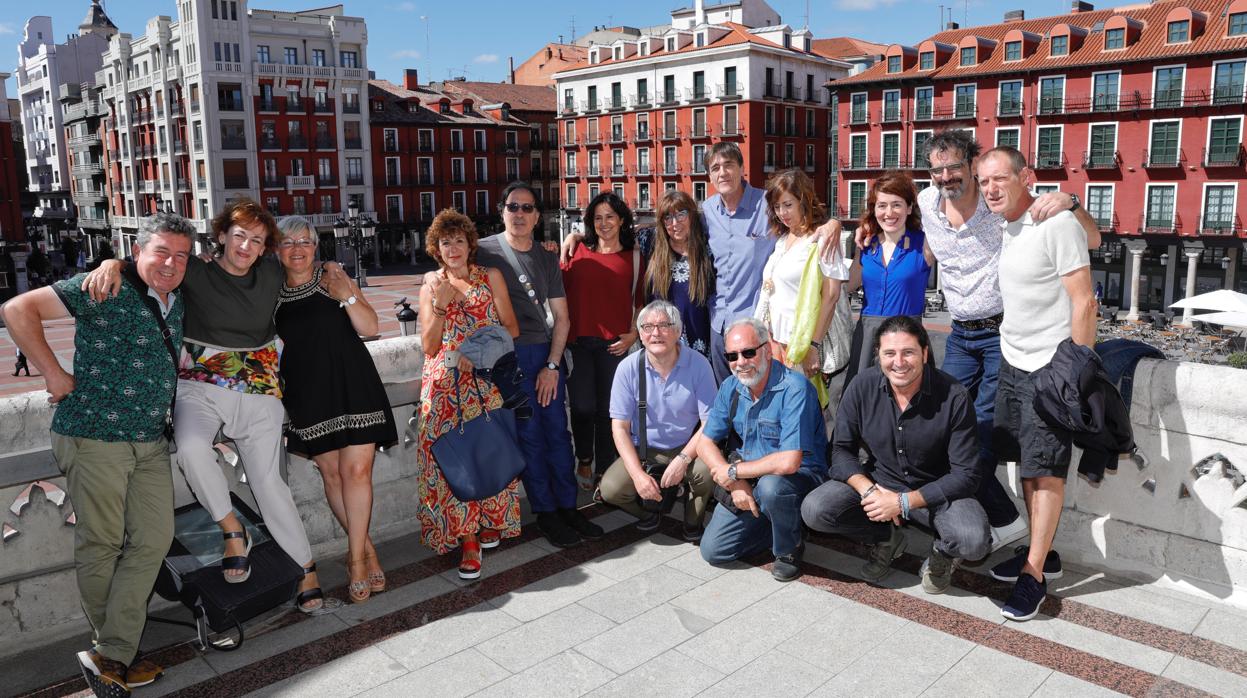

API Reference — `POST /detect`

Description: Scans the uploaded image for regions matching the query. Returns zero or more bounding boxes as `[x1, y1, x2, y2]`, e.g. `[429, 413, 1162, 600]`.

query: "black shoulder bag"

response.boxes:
[636, 351, 682, 514]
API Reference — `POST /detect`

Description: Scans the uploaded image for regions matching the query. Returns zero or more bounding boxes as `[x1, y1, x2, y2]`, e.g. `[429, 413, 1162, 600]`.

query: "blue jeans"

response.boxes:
[514, 343, 578, 513]
[941, 324, 1018, 528]
[700, 470, 821, 563]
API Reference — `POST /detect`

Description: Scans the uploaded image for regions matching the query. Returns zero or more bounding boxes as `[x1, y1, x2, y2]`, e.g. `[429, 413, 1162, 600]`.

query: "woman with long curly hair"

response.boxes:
[646, 190, 714, 359]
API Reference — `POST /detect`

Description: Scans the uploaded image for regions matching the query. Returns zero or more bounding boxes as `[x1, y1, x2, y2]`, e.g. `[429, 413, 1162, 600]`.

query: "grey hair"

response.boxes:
[136, 211, 196, 249]
[725, 316, 771, 346]
[925, 128, 981, 162]
[978, 146, 1028, 176]
[637, 300, 683, 338]
[277, 215, 318, 244]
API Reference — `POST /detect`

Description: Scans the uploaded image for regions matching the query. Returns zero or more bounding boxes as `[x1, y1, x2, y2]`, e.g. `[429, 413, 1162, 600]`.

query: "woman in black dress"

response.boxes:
[275, 216, 397, 604]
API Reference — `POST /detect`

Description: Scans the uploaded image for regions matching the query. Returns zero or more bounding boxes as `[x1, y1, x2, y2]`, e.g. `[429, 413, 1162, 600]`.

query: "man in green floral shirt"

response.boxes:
[1, 212, 195, 698]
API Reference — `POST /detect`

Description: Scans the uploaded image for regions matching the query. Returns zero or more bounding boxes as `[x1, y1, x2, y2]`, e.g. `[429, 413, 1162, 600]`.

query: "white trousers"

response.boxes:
[174, 379, 312, 565]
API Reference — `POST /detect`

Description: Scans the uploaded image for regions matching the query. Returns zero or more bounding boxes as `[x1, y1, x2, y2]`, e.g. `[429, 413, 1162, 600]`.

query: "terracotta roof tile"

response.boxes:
[831, 0, 1247, 87]
[440, 82, 556, 112]
[812, 37, 887, 59]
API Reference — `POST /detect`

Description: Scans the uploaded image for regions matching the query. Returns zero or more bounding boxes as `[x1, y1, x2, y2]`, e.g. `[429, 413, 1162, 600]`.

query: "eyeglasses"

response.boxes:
[723, 342, 767, 363]
[662, 210, 690, 225]
[277, 238, 316, 249]
[639, 321, 675, 334]
[928, 161, 967, 177]
[504, 202, 537, 213]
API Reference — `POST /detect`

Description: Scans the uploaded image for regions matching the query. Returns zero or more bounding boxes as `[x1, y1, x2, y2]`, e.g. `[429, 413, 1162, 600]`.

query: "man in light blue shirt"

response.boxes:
[600, 301, 718, 539]
[696, 317, 828, 582]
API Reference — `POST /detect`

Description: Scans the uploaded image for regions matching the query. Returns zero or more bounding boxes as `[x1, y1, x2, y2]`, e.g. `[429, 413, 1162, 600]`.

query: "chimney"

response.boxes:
[403, 68, 419, 90]
[508, 56, 515, 83]
[1004, 9, 1025, 23]
[695, 0, 705, 25]
[545, 46, 552, 59]
[1070, 1, 1094, 11]
[945, 21, 960, 30]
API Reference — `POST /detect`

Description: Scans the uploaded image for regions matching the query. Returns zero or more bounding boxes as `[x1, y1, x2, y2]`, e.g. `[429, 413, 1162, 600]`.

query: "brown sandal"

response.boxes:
[347, 557, 370, 604]
[363, 551, 386, 594]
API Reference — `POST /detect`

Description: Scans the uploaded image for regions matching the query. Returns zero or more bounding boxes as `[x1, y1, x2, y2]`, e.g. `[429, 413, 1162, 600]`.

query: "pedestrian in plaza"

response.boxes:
[2, 212, 195, 697]
[977, 147, 1097, 621]
[802, 316, 989, 592]
[563, 142, 841, 383]
[274, 215, 397, 603]
[847, 129, 1102, 555]
[645, 190, 714, 359]
[755, 168, 849, 399]
[477, 183, 604, 548]
[600, 300, 717, 539]
[416, 209, 523, 579]
[561, 192, 645, 489]
[696, 317, 828, 582]
[85, 199, 334, 614]
[13, 349, 31, 376]
[841, 171, 933, 390]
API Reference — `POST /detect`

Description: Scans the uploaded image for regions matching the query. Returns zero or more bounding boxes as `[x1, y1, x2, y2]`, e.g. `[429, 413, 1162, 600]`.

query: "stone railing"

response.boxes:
[2, 350, 1247, 655]
[0, 336, 424, 657]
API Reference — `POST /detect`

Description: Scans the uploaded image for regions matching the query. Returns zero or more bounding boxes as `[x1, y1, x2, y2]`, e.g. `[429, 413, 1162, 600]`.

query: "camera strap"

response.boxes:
[636, 350, 648, 458]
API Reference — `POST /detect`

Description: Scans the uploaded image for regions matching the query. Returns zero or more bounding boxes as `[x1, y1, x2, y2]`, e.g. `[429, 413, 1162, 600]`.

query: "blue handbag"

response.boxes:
[431, 368, 526, 502]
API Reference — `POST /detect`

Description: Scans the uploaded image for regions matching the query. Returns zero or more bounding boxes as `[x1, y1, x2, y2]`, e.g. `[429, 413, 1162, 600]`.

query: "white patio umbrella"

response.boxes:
[1189, 311, 1247, 330]
[1169, 289, 1247, 313]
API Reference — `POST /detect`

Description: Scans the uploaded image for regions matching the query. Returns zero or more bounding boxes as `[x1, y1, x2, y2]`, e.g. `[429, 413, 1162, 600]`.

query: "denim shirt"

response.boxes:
[702, 183, 774, 332]
[702, 360, 828, 478]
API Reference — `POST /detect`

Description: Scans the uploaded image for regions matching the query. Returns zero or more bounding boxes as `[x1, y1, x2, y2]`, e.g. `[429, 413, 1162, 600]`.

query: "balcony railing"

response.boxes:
[1213, 85, 1247, 106]
[287, 175, 315, 191]
[260, 136, 282, 150]
[288, 135, 308, 149]
[686, 87, 711, 102]
[1037, 96, 1065, 115]
[1093, 213, 1119, 233]
[586, 165, 601, 177]
[717, 82, 742, 100]
[563, 166, 577, 178]
[784, 86, 803, 102]
[765, 83, 782, 99]
[631, 93, 651, 108]
[881, 105, 901, 123]
[631, 129, 651, 143]
[1203, 147, 1244, 167]
[1142, 148, 1184, 168]
[562, 135, 579, 147]
[259, 98, 278, 111]
[997, 99, 1023, 117]
[630, 198, 653, 211]
[954, 101, 977, 119]
[313, 101, 334, 113]
[689, 124, 712, 139]
[223, 176, 250, 189]
[342, 102, 360, 114]
[658, 126, 681, 141]
[914, 102, 933, 121]
[1139, 211, 1181, 235]
[317, 174, 338, 187]
[345, 138, 362, 149]
[659, 89, 680, 105]
[263, 177, 283, 189]
[631, 164, 652, 176]
[584, 132, 601, 146]
[609, 130, 627, 144]
[286, 98, 306, 114]
[1082, 151, 1121, 169]
[346, 175, 365, 186]
[221, 136, 247, 150]
[839, 157, 880, 171]
[658, 162, 683, 176]
[315, 135, 336, 149]
[173, 140, 187, 154]
[1201, 215, 1241, 236]
[720, 122, 741, 137]
[1031, 152, 1066, 169]
[850, 108, 869, 125]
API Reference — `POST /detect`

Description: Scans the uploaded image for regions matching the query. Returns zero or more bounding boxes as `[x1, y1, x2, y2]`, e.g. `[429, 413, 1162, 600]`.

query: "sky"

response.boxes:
[1, 0, 1116, 95]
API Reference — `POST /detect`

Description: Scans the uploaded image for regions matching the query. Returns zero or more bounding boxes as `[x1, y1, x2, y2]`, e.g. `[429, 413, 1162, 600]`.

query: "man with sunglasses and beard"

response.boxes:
[695, 317, 827, 581]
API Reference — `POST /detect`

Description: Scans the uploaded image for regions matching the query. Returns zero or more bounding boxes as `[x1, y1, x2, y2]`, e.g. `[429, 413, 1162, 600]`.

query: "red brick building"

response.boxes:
[830, 0, 1247, 312]
[368, 71, 557, 241]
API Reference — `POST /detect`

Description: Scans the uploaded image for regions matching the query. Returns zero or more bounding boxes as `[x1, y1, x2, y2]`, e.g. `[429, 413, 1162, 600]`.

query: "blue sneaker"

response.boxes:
[1001, 573, 1047, 621]
[989, 546, 1062, 583]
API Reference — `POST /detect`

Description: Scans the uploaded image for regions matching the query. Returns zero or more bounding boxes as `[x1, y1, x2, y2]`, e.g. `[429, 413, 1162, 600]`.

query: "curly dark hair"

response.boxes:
[425, 208, 479, 266]
[764, 168, 827, 238]
[583, 191, 635, 251]
[858, 171, 921, 241]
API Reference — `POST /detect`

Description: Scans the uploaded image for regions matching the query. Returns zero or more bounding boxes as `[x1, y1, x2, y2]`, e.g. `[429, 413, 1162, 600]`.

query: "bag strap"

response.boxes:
[636, 350, 647, 458]
[496, 238, 552, 340]
[631, 248, 641, 311]
[122, 266, 179, 437]
[449, 367, 492, 434]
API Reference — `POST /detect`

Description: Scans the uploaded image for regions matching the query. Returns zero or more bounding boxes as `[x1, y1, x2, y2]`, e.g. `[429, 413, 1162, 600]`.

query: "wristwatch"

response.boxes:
[726, 464, 738, 482]
[1067, 193, 1081, 212]
[339, 295, 357, 308]
[544, 361, 559, 371]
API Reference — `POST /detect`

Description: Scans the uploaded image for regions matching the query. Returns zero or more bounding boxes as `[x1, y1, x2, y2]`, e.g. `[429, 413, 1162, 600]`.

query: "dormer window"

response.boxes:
[887, 55, 901, 73]
[783, 33, 791, 48]
[696, 32, 705, 47]
[1005, 41, 1021, 61]
[639, 42, 649, 56]
[1051, 35, 1068, 56]
[666, 37, 676, 52]
[1231, 12, 1246, 36]
[613, 46, 622, 60]
[803, 36, 811, 52]
[439, 101, 450, 114]
[1167, 19, 1190, 43]
[1105, 27, 1124, 49]
[960, 46, 975, 66]
[919, 51, 934, 70]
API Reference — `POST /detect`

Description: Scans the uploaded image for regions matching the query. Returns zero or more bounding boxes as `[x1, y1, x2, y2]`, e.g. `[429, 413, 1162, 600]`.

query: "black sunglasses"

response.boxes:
[724, 342, 767, 363]
[505, 202, 537, 213]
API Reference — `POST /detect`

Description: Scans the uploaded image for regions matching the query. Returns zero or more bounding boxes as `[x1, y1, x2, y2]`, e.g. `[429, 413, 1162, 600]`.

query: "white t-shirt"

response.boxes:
[998, 210, 1090, 372]
[756, 233, 850, 345]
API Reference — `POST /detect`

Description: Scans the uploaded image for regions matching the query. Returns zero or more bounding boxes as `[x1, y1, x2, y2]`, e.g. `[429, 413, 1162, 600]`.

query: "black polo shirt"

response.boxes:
[830, 364, 981, 508]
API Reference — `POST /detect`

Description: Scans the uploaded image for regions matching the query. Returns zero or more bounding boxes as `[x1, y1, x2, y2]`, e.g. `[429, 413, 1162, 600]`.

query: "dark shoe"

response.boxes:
[77, 648, 131, 698]
[296, 563, 342, 615]
[920, 546, 958, 595]
[771, 552, 802, 582]
[635, 512, 662, 533]
[558, 507, 604, 541]
[536, 511, 581, 548]
[861, 526, 906, 583]
[1001, 573, 1047, 621]
[125, 657, 164, 689]
[681, 521, 703, 543]
[221, 528, 252, 584]
[990, 546, 1062, 583]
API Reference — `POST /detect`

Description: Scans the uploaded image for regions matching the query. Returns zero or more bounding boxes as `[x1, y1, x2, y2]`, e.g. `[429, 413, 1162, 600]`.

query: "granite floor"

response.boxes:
[14, 503, 1247, 698]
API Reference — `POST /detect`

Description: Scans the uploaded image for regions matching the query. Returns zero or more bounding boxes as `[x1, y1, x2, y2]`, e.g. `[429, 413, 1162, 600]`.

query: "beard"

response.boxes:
[939, 179, 966, 200]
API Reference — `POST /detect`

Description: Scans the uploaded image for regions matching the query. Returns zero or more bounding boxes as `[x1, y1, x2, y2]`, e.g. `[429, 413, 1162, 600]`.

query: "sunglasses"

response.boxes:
[724, 342, 767, 363]
[505, 202, 537, 213]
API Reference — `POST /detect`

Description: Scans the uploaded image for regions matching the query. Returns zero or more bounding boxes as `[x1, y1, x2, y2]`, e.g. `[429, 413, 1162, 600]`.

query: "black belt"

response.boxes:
[952, 312, 1003, 331]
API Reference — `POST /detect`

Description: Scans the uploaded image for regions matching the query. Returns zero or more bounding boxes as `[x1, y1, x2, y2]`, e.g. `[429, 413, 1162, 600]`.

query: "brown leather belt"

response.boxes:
[952, 312, 1004, 331]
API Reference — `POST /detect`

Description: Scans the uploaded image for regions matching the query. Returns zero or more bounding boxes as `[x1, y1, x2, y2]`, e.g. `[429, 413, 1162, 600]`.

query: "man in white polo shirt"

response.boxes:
[975, 147, 1098, 622]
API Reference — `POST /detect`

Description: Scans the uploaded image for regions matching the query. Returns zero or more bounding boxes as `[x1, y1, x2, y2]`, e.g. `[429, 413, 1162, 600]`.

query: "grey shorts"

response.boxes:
[992, 359, 1072, 479]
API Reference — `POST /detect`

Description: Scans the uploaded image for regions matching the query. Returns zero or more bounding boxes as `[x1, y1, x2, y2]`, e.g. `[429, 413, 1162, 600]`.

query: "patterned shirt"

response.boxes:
[917, 185, 1005, 321]
[51, 273, 183, 442]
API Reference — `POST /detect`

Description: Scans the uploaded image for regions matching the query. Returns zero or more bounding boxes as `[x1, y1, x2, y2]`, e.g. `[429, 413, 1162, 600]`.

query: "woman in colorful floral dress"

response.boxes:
[417, 209, 522, 579]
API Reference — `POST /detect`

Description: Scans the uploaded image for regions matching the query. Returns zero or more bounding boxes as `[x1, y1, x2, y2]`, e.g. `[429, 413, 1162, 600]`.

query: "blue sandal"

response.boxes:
[296, 563, 326, 614]
[221, 529, 252, 584]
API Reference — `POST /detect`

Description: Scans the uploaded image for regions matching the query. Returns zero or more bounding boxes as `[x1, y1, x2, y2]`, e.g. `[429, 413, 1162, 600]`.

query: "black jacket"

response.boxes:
[1030, 338, 1135, 482]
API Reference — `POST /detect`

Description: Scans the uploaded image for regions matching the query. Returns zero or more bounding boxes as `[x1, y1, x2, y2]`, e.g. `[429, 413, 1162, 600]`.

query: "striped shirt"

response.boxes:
[917, 185, 1005, 322]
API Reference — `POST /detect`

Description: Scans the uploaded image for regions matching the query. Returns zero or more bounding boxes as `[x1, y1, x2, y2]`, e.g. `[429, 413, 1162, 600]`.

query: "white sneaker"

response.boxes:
[990, 517, 1029, 553]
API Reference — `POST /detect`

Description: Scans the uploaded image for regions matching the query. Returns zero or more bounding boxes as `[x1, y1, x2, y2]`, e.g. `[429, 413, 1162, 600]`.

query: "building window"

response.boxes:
[636, 78, 648, 104]
[919, 51, 934, 70]
[1148, 121, 1181, 166]
[915, 87, 933, 119]
[1167, 20, 1190, 44]
[882, 133, 899, 168]
[1145, 185, 1176, 229]
[783, 143, 795, 167]
[995, 128, 1019, 150]
[637, 182, 650, 209]
[1105, 28, 1124, 50]
[850, 93, 867, 124]
[913, 130, 933, 169]
[1231, 13, 1247, 37]
[1213, 60, 1245, 105]
[764, 142, 775, 169]
[1035, 126, 1062, 168]
[998, 80, 1022, 116]
[805, 144, 815, 168]
[1039, 76, 1064, 114]
[1005, 41, 1021, 61]
[954, 84, 976, 118]
[1207, 118, 1242, 165]
[1092, 72, 1120, 111]
[887, 55, 901, 73]
[1086, 186, 1114, 228]
[849, 134, 866, 169]
[256, 45, 270, 63]
[340, 51, 358, 68]
[848, 181, 867, 219]
[420, 192, 435, 220]
[1051, 35, 1068, 56]
[960, 46, 975, 66]
[882, 90, 900, 122]
[312, 49, 326, 66]
[1203, 185, 1237, 230]
[284, 47, 298, 65]
[637, 148, 650, 175]
[1088, 124, 1117, 166]
[1153, 66, 1185, 108]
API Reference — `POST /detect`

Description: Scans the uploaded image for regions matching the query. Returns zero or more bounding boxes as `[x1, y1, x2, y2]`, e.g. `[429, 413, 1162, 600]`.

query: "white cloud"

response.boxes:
[391, 49, 422, 59]
[473, 53, 499, 64]
[0, 23, 16, 35]
[834, 0, 897, 9]
[393, 1, 417, 11]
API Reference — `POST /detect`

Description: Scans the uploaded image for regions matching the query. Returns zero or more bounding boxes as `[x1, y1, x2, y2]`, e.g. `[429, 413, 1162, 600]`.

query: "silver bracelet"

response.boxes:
[860, 484, 878, 500]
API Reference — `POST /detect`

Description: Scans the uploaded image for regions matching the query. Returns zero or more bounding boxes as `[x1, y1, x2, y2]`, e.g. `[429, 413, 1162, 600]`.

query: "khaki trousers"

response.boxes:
[599, 445, 713, 526]
[53, 434, 174, 666]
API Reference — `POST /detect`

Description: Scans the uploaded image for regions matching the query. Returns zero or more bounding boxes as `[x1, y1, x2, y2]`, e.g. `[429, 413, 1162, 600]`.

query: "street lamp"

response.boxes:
[1160, 252, 1170, 265]
[1223, 256, 1232, 270]
[394, 297, 418, 336]
[333, 201, 376, 287]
